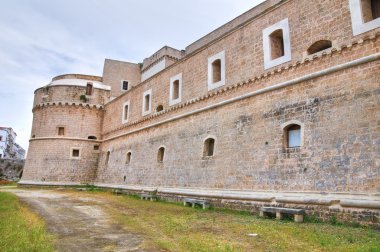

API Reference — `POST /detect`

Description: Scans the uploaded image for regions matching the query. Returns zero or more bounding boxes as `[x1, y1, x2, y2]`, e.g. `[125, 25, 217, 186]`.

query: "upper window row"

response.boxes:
[121, 3, 380, 123]
[121, 73, 183, 123]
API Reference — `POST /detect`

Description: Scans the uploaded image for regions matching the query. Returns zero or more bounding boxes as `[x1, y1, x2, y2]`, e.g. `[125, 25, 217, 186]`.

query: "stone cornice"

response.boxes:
[32, 102, 104, 112]
[29, 137, 101, 143]
[103, 33, 380, 137]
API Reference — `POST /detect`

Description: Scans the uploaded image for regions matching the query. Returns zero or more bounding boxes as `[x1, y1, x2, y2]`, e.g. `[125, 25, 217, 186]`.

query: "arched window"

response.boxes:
[126, 152, 131, 164]
[88, 136, 97, 140]
[307, 40, 332, 55]
[212, 59, 222, 83]
[172, 80, 180, 100]
[142, 89, 152, 116]
[157, 147, 165, 162]
[86, 82, 93, 95]
[285, 124, 301, 148]
[203, 138, 215, 157]
[144, 94, 150, 112]
[122, 100, 130, 124]
[170, 73, 182, 105]
[156, 105, 164, 112]
[269, 29, 284, 60]
[105, 151, 110, 165]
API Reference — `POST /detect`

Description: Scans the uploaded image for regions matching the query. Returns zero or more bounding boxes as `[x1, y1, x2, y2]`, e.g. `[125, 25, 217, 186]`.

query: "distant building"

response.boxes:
[0, 127, 25, 159]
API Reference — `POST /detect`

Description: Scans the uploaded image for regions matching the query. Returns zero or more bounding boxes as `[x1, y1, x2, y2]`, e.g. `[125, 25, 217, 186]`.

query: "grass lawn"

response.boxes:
[94, 192, 380, 252]
[0, 192, 55, 252]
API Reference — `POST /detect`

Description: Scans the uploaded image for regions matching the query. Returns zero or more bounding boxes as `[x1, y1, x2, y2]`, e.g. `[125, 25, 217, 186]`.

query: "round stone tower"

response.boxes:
[21, 74, 111, 184]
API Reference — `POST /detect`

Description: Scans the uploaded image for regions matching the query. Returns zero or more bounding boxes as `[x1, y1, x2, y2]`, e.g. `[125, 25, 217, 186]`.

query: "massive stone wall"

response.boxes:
[23, 83, 106, 182]
[97, 60, 379, 193]
[23, 139, 99, 183]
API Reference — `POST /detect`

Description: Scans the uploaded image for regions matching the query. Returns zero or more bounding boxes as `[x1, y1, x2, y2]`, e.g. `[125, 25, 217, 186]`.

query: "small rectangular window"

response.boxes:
[122, 81, 129, 91]
[86, 82, 93, 95]
[72, 149, 80, 157]
[58, 127, 65, 136]
[94, 145, 99, 150]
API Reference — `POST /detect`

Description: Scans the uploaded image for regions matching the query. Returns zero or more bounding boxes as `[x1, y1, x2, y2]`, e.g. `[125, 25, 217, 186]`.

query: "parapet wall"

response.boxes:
[33, 85, 110, 107]
[142, 46, 185, 71]
[185, 0, 284, 54]
[52, 74, 102, 82]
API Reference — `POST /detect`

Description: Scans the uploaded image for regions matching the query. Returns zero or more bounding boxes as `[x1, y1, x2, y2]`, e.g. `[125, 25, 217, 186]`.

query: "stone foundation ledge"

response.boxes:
[18, 181, 380, 210]
[94, 183, 380, 210]
[18, 180, 83, 187]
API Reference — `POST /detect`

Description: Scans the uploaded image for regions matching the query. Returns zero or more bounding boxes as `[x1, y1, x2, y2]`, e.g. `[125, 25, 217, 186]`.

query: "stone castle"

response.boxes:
[20, 0, 380, 226]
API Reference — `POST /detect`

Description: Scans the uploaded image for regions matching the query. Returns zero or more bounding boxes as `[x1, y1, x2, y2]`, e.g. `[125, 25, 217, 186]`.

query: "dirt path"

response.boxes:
[8, 189, 145, 252]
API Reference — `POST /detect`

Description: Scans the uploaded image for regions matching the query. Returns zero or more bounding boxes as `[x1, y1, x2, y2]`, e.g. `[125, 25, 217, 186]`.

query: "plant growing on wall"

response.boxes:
[79, 95, 88, 103]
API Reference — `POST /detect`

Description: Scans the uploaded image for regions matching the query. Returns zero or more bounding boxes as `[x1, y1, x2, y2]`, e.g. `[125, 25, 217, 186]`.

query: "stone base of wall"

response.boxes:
[18, 180, 380, 229]
[0, 159, 24, 181]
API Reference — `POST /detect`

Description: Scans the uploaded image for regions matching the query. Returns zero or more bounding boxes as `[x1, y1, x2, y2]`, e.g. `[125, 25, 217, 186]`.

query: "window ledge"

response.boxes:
[283, 147, 301, 153]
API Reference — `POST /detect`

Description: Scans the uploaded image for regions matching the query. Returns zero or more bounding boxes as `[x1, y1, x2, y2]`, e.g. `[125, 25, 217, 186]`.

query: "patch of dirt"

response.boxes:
[9, 189, 146, 252]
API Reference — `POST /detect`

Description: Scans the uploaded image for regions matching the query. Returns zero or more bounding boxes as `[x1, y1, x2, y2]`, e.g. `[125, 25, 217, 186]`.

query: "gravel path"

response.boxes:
[8, 189, 145, 252]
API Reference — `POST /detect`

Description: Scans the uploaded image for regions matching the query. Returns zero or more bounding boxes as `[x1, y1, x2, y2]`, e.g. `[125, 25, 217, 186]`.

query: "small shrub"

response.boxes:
[79, 95, 88, 103]
[329, 215, 340, 225]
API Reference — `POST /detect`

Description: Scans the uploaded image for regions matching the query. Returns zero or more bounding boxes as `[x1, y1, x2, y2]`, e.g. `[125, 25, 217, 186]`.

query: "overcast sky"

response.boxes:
[0, 0, 265, 153]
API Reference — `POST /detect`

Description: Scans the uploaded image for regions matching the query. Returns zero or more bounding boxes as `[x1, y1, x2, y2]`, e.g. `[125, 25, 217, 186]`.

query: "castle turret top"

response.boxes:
[48, 74, 110, 91]
[52, 74, 102, 82]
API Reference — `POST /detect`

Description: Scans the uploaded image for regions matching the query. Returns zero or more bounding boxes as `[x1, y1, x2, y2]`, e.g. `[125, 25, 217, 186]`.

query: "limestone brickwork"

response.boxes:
[21, 0, 380, 226]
